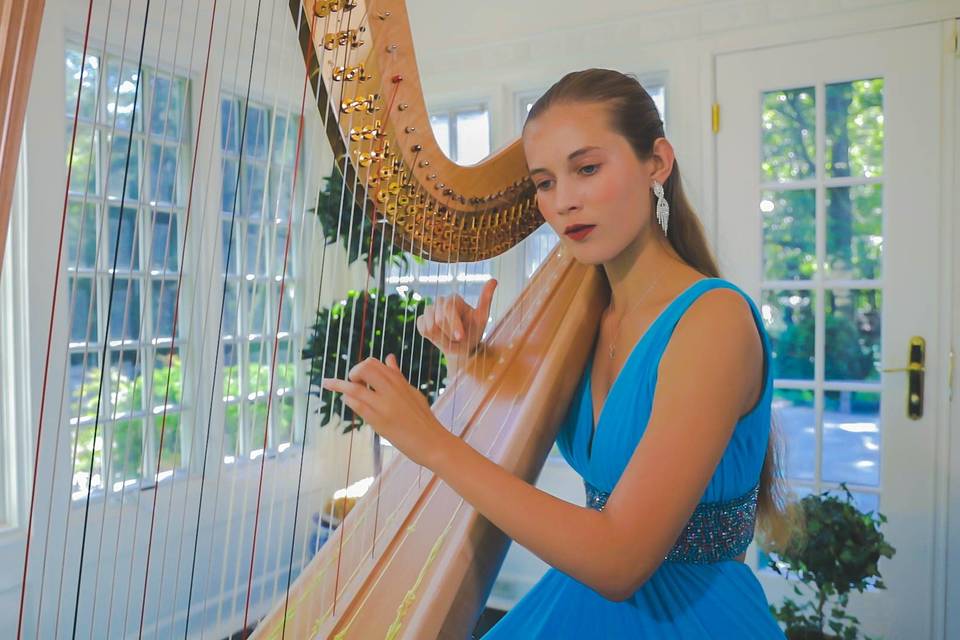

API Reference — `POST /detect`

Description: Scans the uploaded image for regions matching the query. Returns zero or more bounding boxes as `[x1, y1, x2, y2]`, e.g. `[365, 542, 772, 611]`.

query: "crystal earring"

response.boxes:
[653, 180, 669, 236]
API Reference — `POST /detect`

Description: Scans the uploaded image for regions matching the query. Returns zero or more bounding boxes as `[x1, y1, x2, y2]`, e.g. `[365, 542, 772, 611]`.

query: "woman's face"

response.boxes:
[522, 101, 666, 265]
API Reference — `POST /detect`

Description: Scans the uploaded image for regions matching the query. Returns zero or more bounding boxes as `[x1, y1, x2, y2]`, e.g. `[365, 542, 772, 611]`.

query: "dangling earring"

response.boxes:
[653, 180, 669, 236]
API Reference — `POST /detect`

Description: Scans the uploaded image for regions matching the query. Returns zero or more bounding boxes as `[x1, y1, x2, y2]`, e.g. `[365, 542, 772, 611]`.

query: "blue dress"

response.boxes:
[483, 278, 786, 639]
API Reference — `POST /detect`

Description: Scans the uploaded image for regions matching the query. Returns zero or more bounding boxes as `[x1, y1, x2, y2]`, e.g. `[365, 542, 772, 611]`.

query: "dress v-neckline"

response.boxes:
[585, 278, 713, 460]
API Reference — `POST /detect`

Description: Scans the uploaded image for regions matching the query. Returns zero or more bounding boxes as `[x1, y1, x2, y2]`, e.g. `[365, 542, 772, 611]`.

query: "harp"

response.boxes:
[2, 0, 604, 637]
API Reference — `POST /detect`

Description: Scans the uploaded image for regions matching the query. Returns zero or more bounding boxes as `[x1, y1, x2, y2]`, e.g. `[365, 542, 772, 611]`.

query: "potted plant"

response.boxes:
[767, 483, 896, 640]
[303, 165, 448, 472]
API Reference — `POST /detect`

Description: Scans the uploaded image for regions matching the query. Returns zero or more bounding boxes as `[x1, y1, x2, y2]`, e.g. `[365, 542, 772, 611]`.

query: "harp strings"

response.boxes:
[17, 0, 98, 636]
[238, 0, 337, 631]
[61, 1, 155, 637]
[20, 0, 546, 636]
[279, 1, 356, 629]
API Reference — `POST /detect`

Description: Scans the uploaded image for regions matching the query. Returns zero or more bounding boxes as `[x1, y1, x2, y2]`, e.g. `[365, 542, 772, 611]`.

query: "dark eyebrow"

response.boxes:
[528, 146, 602, 175]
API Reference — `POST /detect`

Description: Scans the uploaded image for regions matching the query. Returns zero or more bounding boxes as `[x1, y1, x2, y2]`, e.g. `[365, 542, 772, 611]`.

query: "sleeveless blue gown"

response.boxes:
[483, 278, 786, 639]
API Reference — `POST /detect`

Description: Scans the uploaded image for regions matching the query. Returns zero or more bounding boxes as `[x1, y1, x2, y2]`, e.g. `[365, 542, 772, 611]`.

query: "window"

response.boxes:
[63, 47, 191, 496]
[429, 105, 490, 166]
[386, 105, 494, 306]
[219, 98, 303, 460]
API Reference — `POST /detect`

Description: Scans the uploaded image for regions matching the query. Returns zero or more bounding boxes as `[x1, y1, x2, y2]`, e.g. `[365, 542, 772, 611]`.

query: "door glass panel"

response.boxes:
[761, 87, 815, 182]
[761, 188, 816, 280]
[773, 389, 815, 480]
[762, 289, 815, 380]
[825, 184, 883, 279]
[825, 79, 884, 178]
[825, 288, 881, 382]
[822, 390, 881, 486]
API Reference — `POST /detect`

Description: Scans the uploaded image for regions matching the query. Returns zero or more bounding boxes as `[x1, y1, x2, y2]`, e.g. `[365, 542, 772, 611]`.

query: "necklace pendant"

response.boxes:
[608, 343, 616, 359]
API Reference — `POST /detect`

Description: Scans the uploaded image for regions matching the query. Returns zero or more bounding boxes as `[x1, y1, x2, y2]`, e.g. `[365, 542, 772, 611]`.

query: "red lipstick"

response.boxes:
[564, 224, 595, 241]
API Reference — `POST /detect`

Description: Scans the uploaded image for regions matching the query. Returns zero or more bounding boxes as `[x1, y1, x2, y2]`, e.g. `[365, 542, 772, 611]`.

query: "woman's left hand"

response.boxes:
[321, 354, 452, 468]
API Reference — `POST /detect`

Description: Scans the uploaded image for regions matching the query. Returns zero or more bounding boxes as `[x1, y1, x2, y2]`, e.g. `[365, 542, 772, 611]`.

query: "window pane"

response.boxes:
[67, 123, 99, 195]
[108, 349, 143, 418]
[250, 401, 268, 451]
[276, 339, 294, 390]
[822, 391, 881, 486]
[69, 276, 98, 343]
[150, 210, 179, 273]
[151, 279, 177, 338]
[105, 57, 143, 133]
[149, 74, 187, 140]
[773, 389, 815, 481]
[430, 114, 450, 158]
[826, 78, 884, 179]
[107, 206, 139, 270]
[223, 281, 239, 337]
[68, 351, 100, 425]
[222, 158, 239, 213]
[72, 421, 104, 496]
[153, 412, 182, 473]
[249, 341, 271, 396]
[65, 50, 99, 120]
[275, 396, 295, 446]
[241, 163, 267, 216]
[111, 418, 144, 490]
[108, 278, 141, 340]
[268, 167, 294, 219]
[67, 203, 98, 270]
[825, 288, 881, 382]
[107, 135, 142, 200]
[273, 225, 290, 273]
[762, 289, 815, 380]
[761, 87, 815, 182]
[761, 189, 815, 281]
[278, 284, 294, 333]
[455, 110, 489, 165]
[524, 225, 558, 279]
[247, 282, 269, 336]
[152, 348, 182, 408]
[223, 342, 241, 399]
[148, 143, 179, 204]
[245, 222, 268, 276]
[221, 99, 240, 153]
[825, 185, 882, 280]
[223, 401, 241, 458]
[243, 106, 270, 159]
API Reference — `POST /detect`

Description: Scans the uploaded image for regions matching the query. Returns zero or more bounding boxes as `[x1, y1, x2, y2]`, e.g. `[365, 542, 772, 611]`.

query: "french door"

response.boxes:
[717, 21, 949, 639]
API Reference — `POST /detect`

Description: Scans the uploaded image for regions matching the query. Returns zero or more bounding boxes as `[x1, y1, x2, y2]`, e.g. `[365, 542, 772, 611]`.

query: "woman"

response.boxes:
[322, 69, 789, 638]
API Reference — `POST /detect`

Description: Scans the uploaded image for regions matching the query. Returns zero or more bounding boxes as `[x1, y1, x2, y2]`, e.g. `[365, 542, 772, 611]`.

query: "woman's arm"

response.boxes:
[324, 288, 763, 600]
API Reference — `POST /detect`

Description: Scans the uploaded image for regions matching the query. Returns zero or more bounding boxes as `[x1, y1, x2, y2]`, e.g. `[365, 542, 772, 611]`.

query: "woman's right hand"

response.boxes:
[416, 278, 498, 360]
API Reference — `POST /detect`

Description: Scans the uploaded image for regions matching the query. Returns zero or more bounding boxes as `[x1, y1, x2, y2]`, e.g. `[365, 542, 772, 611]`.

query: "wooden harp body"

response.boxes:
[1, 0, 605, 637]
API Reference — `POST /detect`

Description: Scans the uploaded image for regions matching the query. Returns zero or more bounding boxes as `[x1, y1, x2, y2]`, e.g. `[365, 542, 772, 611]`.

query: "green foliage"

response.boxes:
[768, 484, 896, 639]
[301, 288, 446, 432]
[312, 165, 415, 279]
[71, 354, 186, 482]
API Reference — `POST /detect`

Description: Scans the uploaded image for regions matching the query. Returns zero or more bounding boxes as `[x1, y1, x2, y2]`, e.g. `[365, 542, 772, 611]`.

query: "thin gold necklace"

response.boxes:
[607, 272, 664, 359]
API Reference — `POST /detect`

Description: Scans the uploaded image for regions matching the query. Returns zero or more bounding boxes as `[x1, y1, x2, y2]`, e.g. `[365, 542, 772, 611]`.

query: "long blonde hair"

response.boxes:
[525, 68, 800, 551]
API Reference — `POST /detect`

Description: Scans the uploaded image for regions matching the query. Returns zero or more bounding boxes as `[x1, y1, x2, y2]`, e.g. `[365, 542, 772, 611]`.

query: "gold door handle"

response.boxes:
[881, 362, 925, 373]
[881, 336, 925, 419]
